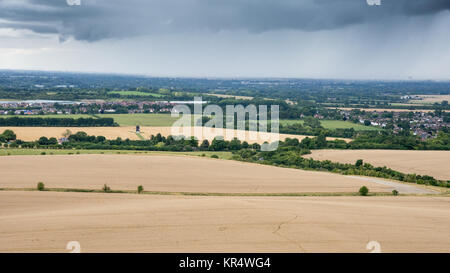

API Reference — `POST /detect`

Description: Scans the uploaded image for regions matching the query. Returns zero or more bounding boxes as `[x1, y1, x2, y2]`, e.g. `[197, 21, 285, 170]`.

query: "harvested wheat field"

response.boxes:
[0, 154, 412, 193]
[410, 94, 450, 104]
[0, 191, 449, 253]
[305, 149, 450, 180]
[0, 126, 350, 143]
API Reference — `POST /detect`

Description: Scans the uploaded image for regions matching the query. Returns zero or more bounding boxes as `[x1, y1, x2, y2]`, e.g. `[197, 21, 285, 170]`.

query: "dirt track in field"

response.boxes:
[304, 149, 450, 180]
[1, 191, 449, 253]
[0, 154, 399, 193]
[0, 126, 351, 143]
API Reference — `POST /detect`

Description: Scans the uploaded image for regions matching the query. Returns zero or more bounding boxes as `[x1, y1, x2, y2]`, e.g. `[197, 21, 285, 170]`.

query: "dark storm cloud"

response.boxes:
[0, 0, 450, 41]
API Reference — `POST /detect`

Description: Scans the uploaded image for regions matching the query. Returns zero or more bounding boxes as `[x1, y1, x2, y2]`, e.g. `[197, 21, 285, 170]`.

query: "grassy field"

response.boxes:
[3, 114, 380, 131]
[2, 113, 196, 127]
[0, 148, 233, 159]
[108, 91, 164, 97]
[99, 113, 188, 126]
[280, 119, 381, 131]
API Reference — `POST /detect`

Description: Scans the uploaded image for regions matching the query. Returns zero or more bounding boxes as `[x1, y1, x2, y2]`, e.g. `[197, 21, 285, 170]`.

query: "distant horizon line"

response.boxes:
[1, 68, 450, 82]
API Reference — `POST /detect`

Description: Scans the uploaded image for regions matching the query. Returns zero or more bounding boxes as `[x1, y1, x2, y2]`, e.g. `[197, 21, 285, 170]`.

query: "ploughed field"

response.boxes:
[0, 126, 351, 144]
[304, 149, 450, 181]
[1, 191, 449, 253]
[0, 154, 397, 193]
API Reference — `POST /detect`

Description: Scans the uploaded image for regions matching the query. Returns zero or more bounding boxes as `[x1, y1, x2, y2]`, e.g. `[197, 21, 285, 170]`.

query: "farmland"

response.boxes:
[99, 113, 195, 126]
[1, 191, 449, 252]
[280, 119, 381, 131]
[304, 149, 450, 180]
[409, 94, 450, 104]
[1, 114, 188, 127]
[0, 154, 400, 193]
[3, 114, 385, 130]
[0, 126, 351, 143]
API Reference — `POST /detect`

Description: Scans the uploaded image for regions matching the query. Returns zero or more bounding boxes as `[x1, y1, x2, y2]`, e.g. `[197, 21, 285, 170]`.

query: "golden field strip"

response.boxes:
[409, 94, 450, 104]
[0, 126, 351, 143]
[0, 154, 396, 193]
[1, 191, 449, 253]
[305, 149, 450, 181]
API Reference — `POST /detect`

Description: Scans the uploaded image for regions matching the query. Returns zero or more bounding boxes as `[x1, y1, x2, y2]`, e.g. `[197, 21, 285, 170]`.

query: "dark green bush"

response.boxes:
[37, 182, 45, 191]
[359, 186, 369, 196]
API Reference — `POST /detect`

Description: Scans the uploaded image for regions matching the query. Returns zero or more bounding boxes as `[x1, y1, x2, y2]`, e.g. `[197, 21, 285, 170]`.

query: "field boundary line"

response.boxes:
[0, 187, 444, 197]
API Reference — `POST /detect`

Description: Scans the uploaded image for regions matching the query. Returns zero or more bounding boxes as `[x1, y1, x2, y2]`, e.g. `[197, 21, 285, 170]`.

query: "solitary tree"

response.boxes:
[359, 186, 369, 196]
[102, 184, 111, 192]
[137, 185, 144, 194]
[2, 130, 16, 141]
[37, 182, 45, 191]
[355, 159, 364, 167]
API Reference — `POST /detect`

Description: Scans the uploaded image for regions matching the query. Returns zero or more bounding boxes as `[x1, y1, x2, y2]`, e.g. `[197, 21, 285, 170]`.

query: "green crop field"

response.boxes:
[2, 113, 380, 130]
[100, 113, 200, 126]
[108, 91, 164, 97]
[280, 119, 381, 131]
[2, 113, 200, 127]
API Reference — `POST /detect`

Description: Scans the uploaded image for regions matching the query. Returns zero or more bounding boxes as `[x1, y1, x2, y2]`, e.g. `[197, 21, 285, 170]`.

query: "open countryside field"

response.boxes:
[1, 113, 186, 126]
[280, 119, 380, 131]
[2, 113, 200, 127]
[4, 113, 386, 131]
[409, 94, 450, 104]
[0, 154, 402, 193]
[99, 113, 194, 126]
[0, 126, 351, 143]
[1, 191, 449, 252]
[304, 149, 450, 180]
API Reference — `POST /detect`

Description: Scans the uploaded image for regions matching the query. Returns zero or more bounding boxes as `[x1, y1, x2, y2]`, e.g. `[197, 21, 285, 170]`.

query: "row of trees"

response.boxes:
[232, 146, 449, 188]
[12, 131, 263, 152]
[0, 117, 117, 127]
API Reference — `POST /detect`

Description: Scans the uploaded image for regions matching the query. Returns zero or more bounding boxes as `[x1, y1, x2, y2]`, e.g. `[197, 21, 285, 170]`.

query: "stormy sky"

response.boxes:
[0, 0, 450, 79]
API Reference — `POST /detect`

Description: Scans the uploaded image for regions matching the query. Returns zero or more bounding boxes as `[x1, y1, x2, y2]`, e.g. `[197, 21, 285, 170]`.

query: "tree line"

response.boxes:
[0, 117, 117, 127]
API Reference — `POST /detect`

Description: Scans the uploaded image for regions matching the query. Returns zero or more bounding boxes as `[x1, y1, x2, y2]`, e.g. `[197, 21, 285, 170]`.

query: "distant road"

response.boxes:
[349, 176, 437, 195]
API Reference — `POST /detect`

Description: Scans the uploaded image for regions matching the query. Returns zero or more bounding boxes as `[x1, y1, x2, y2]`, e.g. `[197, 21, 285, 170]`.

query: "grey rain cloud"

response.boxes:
[0, 0, 450, 41]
